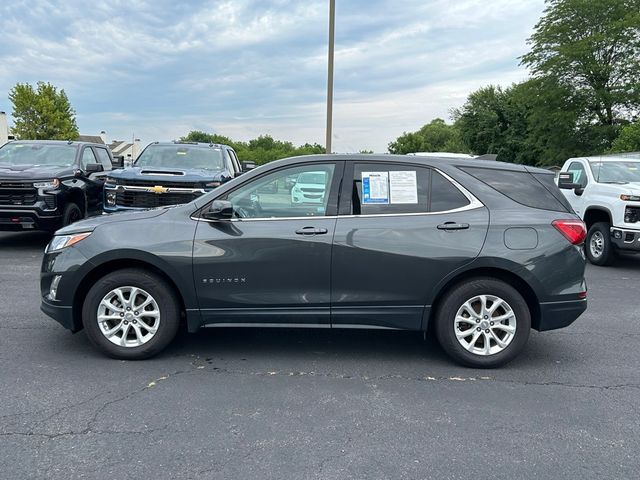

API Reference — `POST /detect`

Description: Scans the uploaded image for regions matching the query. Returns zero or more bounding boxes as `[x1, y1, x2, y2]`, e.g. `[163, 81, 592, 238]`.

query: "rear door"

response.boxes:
[331, 162, 489, 330]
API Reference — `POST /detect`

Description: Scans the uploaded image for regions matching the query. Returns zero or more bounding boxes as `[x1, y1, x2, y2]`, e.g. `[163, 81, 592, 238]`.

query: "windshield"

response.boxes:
[0, 143, 77, 167]
[297, 172, 327, 185]
[135, 145, 225, 170]
[589, 161, 640, 183]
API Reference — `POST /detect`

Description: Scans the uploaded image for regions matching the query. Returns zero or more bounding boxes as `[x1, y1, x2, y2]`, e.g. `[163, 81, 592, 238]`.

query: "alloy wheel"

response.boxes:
[589, 231, 604, 258]
[96, 286, 160, 347]
[454, 294, 517, 356]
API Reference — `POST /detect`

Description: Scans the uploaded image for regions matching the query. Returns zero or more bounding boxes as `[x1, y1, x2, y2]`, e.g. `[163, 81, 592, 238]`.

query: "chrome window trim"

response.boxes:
[192, 166, 484, 223]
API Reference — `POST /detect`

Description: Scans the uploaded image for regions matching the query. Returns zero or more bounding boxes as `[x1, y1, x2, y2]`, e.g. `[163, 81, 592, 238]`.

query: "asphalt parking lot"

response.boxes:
[1, 231, 639, 480]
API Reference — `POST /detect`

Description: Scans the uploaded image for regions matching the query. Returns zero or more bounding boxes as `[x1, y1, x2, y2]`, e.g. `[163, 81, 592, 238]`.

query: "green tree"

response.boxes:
[8, 82, 79, 140]
[453, 79, 609, 166]
[388, 118, 467, 154]
[611, 122, 640, 152]
[521, 0, 640, 145]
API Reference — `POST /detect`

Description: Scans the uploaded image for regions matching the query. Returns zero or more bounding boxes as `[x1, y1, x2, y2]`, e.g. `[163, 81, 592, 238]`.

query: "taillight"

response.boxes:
[552, 219, 587, 245]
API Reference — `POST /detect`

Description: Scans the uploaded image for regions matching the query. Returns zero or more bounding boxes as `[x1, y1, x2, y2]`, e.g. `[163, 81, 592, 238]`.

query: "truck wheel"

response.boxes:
[82, 269, 181, 360]
[434, 278, 531, 368]
[586, 222, 616, 266]
[62, 203, 83, 227]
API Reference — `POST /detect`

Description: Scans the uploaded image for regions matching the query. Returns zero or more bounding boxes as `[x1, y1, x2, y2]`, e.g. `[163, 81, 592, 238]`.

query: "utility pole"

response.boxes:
[325, 0, 335, 154]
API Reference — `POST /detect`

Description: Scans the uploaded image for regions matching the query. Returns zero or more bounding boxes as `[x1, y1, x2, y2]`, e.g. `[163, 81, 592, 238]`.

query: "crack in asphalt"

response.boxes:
[187, 359, 640, 392]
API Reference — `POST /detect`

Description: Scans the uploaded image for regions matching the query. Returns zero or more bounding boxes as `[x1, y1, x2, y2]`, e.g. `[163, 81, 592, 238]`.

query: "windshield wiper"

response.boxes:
[599, 181, 629, 184]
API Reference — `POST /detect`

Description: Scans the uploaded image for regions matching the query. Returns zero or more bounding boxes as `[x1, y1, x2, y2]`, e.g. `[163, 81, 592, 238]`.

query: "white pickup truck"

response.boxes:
[557, 154, 640, 265]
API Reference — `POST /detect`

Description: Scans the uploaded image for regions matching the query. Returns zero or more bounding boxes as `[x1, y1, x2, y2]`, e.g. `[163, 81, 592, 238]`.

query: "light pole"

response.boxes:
[325, 0, 335, 154]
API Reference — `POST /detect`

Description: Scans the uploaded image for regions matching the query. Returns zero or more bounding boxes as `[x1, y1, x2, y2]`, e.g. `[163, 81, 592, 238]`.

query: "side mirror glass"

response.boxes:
[558, 172, 580, 190]
[241, 161, 257, 172]
[203, 200, 233, 221]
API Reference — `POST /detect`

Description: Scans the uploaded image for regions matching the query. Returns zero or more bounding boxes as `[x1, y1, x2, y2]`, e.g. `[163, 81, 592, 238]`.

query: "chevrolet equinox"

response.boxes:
[40, 154, 587, 367]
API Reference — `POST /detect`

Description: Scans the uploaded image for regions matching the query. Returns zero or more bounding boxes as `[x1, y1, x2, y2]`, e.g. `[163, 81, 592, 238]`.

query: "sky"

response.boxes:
[0, 0, 546, 152]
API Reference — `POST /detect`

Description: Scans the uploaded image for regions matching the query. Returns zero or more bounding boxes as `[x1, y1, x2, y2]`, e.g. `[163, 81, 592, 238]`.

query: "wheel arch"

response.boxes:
[427, 266, 542, 331]
[66, 188, 87, 216]
[583, 207, 612, 230]
[71, 255, 190, 332]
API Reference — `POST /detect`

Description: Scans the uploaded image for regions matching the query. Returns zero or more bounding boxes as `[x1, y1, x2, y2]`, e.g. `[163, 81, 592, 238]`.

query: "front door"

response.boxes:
[193, 161, 343, 326]
[331, 162, 489, 330]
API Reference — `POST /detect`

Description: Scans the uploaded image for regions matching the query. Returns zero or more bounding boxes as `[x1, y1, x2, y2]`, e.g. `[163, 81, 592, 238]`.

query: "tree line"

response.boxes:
[390, 0, 640, 165]
[5, 0, 640, 166]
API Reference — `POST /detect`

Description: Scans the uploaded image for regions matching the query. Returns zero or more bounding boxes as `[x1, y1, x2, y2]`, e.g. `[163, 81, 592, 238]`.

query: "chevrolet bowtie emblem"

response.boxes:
[149, 185, 168, 194]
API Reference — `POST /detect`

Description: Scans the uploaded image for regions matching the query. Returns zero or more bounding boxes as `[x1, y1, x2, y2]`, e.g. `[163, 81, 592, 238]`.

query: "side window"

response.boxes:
[80, 148, 99, 169]
[94, 148, 112, 171]
[567, 162, 587, 187]
[352, 163, 430, 215]
[223, 164, 336, 219]
[430, 171, 470, 212]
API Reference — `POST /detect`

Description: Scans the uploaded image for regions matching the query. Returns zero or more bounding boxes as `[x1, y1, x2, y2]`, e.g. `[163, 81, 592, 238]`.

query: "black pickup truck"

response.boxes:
[103, 141, 253, 212]
[0, 140, 112, 232]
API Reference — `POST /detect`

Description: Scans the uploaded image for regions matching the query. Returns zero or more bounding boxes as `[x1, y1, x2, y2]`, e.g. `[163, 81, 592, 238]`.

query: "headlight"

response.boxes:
[105, 191, 117, 206]
[33, 179, 60, 189]
[620, 194, 640, 201]
[105, 177, 118, 187]
[205, 181, 221, 188]
[46, 232, 92, 253]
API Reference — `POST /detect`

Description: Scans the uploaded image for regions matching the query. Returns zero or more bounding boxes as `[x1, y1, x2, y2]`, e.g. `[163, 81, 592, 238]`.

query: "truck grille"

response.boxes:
[115, 191, 197, 208]
[0, 185, 38, 206]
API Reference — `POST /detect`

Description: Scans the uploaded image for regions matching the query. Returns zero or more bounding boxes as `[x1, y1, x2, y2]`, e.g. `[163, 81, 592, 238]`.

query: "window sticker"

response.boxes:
[361, 171, 389, 204]
[389, 170, 418, 204]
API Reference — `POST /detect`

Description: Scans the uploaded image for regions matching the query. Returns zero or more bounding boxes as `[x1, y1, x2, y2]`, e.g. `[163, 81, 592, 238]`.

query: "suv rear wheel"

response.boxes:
[585, 222, 616, 266]
[82, 269, 181, 360]
[435, 278, 531, 368]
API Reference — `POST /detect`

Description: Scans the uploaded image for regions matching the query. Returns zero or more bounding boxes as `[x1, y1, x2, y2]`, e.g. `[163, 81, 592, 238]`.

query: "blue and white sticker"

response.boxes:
[362, 171, 389, 204]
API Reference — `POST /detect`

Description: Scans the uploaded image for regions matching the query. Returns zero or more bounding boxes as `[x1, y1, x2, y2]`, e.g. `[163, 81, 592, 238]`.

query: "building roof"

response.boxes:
[109, 141, 134, 156]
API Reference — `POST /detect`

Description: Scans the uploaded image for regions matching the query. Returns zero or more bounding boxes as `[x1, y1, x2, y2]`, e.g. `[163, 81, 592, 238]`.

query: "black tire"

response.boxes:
[585, 222, 616, 266]
[82, 269, 181, 360]
[62, 202, 83, 227]
[434, 278, 531, 368]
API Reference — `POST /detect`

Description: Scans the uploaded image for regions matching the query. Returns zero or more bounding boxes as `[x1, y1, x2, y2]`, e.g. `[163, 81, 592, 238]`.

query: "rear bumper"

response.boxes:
[537, 299, 587, 331]
[610, 227, 640, 252]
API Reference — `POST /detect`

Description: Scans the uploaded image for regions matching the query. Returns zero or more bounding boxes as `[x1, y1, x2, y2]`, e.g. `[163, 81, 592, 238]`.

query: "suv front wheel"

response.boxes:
[435, 278, 531, 368]
[82, 269, 181, 360]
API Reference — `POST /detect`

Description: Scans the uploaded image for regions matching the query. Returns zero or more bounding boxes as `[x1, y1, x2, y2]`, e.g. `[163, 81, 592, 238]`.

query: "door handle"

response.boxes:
[295, 227, 328, 235]
[437, 222, 470, 231]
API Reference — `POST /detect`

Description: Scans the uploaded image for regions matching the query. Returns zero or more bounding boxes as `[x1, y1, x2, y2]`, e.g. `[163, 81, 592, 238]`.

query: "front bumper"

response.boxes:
[610, 227, 640, 252]
[40, 299, 77, 332]
[537, 299, 587, 331]
[0, 208, 62, 231]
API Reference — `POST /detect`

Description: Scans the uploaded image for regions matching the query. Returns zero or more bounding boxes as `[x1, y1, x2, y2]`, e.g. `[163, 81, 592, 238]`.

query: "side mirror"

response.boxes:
[557, 172, 580, 190]
[86, 163, 104, 174]
[241, 161, 257, 173]
[203, 200, 233, 221]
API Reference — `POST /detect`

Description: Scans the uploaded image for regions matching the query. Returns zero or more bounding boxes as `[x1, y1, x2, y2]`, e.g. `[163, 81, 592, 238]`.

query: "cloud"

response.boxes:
[0, 0, 545, 152]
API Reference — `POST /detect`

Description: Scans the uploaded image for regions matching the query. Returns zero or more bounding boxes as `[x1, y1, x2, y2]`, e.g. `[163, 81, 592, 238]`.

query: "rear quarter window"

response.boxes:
[459, 166, 570, 212]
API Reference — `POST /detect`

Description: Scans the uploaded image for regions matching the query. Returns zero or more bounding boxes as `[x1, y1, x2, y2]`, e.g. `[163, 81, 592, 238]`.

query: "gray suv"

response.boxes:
[40, 154, 587, 367]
